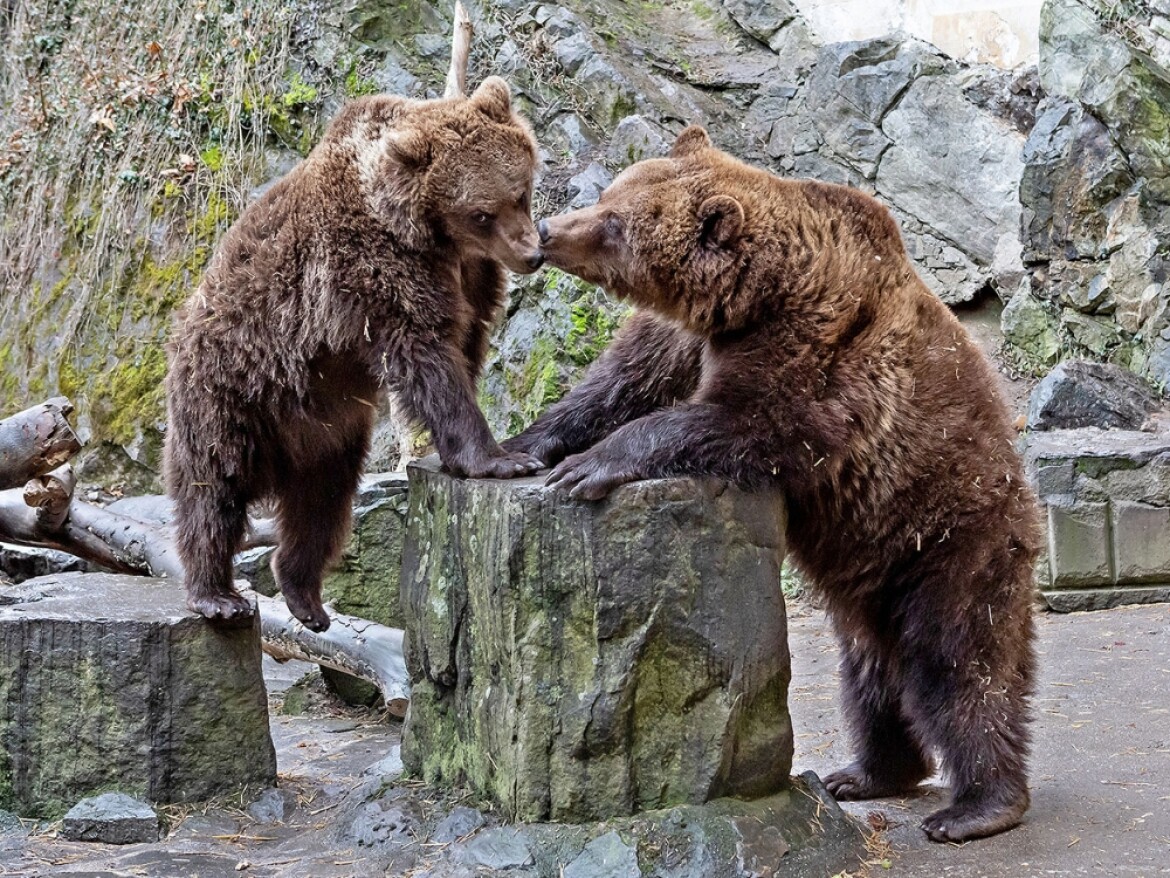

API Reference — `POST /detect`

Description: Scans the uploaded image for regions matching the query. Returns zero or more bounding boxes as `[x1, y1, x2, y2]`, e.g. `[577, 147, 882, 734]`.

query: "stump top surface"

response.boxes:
[0, 572, 222, 624]
[406, 454, 768, 504]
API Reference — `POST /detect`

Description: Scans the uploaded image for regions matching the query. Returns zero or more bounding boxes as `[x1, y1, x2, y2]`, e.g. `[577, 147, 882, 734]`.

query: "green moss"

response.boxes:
[282, 72, 319, 108]
[189, 190, 235, 242]
[200, 144, 225, 171]
[344, 65, 380, 98]
[92, 345, 168, 446]
[506, 337, 563, 436]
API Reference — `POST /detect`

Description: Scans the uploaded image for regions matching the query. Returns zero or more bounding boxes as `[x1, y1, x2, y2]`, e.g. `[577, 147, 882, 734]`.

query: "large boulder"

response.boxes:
[400, 457, 792, 823]
[1027, 360, 1162, 431]
[0, 573, 276, 818]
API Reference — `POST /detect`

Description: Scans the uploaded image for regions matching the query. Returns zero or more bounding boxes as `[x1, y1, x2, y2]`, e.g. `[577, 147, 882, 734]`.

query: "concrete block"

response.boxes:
[1046, 498, 1112, 587]
[1111, 502, 1170, 583]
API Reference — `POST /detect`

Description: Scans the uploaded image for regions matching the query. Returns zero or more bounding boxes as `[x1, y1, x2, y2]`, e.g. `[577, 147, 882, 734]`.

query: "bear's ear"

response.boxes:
[699, 195, 744, 248]
[671, 126, 713, 159]
[385, 127, 433, 171]
[470, 76, 513, 123]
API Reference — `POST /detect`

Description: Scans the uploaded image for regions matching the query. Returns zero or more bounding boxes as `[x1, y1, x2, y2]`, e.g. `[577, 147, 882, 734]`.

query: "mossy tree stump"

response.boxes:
[400, 456, 792, 823]
[0, 572, 276, 818]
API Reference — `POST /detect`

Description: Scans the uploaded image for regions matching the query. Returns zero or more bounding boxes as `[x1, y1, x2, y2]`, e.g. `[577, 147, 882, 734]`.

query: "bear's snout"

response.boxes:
[537, 219, 550, 244]
[526, 251, 545, 270]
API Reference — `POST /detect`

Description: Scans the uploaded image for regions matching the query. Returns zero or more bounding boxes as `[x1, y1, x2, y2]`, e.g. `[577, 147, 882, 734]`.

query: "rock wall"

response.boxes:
[1007, 0, 1170, 384]
[1, 0, 1166, 487]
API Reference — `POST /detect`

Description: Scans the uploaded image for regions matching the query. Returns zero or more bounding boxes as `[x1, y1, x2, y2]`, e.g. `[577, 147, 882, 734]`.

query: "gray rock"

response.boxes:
[0, 809, 22, 834]
[1027, 361, 1161, 431]
[606, 115, 668, 168]
[1002, 292, 1062, 367]
[413, 33, 450, 60]
[566, 162, 613, 209]
[877, 74, 1025, 267]
[457, 827, 534, 870]
[806, 38, 948, 179]
[62, 793, 158, 845]
[429, 806, 486, 844]
[247, 788, 297, 825]
[373, 53, 422, 97]
[361, 745, 405, 784]
[0, 543, 87, 584]
[563, 831, 640, 878]
[494, 39, 526, 75]
[546, 114, 598, 159]
[575, 56, 638, 127]
[0, 573, 275, 819]
[720, 0, 797, 44]
[400, 458, 792, 823]
[552, 32, 595, 76]
[345, 790, 420, 850]
[536, 5, 585, 39]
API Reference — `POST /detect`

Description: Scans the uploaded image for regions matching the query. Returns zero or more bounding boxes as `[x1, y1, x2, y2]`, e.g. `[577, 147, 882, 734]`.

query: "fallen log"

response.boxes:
[0, 398, 82, 489]
[1, 406, 409, 715]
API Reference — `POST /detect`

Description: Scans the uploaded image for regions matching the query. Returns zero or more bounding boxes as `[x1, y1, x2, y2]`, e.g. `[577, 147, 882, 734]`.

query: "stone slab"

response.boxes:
[61, 792, 158, 844]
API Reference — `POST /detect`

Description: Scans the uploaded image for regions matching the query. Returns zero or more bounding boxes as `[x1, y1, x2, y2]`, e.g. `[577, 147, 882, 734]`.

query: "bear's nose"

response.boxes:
[537, 219, 550, 244]
[526, 252, 545, 271]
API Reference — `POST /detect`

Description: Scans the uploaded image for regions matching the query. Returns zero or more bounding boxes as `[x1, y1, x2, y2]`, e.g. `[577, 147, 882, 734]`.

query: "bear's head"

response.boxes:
[536, 126, 752, 331]
[331, 77, 543, 274]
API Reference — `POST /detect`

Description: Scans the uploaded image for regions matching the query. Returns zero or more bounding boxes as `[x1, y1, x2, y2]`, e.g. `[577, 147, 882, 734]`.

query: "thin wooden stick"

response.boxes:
[444, 1, 473, 99]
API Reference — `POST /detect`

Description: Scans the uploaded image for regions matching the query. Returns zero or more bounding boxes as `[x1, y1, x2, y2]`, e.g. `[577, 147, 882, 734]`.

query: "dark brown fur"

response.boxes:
[507, 126, 1040, 843]
[165, 78, 543, 631]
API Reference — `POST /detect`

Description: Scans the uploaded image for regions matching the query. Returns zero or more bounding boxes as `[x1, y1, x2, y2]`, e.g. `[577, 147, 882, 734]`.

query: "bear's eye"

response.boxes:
[472, 211, 495, 227]
[603, 215, 624, 240]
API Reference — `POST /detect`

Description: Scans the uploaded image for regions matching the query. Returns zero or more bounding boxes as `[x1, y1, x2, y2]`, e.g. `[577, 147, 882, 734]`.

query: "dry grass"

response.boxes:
[0, 0, 295, 402]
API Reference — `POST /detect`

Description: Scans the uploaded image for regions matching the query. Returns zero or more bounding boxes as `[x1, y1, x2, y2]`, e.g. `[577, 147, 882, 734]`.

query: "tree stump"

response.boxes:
[0, 572, 276, 818]
[400, 456, 792, 823]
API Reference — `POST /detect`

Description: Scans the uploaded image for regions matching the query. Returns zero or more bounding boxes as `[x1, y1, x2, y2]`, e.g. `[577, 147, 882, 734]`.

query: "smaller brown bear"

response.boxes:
[507, 127, 1040, 843]
[166, 77, 542, 632]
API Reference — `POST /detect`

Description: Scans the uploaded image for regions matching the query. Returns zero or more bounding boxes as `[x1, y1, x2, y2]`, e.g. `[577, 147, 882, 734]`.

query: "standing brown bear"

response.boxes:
[506, 126, 1040, 843]
[166, 77, 543, 632]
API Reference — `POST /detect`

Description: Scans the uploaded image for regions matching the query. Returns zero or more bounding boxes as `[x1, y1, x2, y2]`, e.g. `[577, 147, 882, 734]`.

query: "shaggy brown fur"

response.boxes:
[166, 77, 543, 632]
[507, 126, 1040, 843]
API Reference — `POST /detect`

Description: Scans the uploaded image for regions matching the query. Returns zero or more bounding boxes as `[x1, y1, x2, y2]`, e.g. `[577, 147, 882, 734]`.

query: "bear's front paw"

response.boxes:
[545, 450, 638, 500]
[449, 448, 543, 479]
[501, 430, 567, 467]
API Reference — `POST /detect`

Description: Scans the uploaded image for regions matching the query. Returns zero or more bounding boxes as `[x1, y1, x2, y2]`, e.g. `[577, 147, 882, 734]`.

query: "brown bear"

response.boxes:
[505, 126, 1040, 843]
[165, 77, 543, 632]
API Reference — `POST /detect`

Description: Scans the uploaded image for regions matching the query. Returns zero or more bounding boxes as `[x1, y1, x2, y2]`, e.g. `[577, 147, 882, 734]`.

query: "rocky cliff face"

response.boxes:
[1, 0, 1165, 487]
[1008, 0, 1170, 384]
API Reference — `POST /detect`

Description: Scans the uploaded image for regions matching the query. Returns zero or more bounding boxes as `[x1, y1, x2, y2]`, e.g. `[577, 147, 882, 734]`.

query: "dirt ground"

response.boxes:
[1, 599, 1167, 877]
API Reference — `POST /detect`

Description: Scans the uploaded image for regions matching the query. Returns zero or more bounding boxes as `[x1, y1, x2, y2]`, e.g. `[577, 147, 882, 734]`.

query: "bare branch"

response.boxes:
[23, 464, 76, 531]
[255, 592, 410, 717]
[444, 1, 473, 99]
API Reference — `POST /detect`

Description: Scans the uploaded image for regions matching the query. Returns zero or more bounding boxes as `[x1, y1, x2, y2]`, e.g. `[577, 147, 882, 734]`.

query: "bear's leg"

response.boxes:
[503, 310, 703, 465]
[174, 483, 254, 625]
[823, 631, 932, 800]
[270, 437, 366, 633]
[900, 569, 1034, 842]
